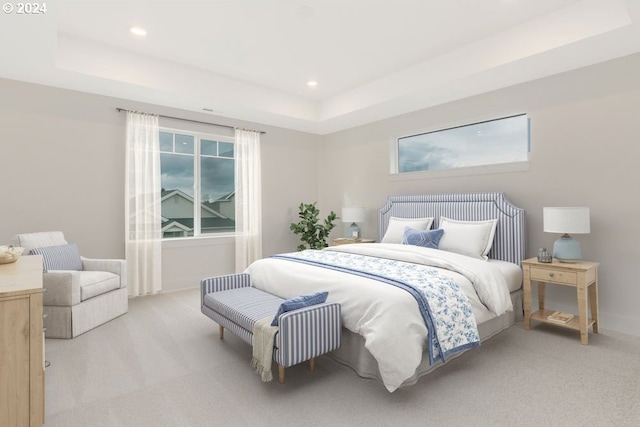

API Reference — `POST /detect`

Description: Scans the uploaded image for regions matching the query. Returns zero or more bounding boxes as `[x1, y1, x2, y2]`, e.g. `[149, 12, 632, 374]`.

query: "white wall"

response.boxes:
[0, 79, 319, 292]
[317, 53, 640, 336]
[2, 51, 639, 337]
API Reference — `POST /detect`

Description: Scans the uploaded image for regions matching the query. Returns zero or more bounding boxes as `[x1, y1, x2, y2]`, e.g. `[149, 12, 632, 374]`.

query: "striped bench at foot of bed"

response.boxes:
[200, 273, 342, 384]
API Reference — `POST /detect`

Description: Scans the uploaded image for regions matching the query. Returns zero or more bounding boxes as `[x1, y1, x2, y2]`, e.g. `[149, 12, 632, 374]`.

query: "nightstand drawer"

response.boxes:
[530, 267, 577, 285]
[332, 238, 375, 246]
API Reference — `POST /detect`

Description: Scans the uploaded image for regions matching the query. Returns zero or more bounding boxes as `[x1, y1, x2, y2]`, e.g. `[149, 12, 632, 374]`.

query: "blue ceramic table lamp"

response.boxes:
[543, 207, 590, 262]
[341, 207, 365, 239]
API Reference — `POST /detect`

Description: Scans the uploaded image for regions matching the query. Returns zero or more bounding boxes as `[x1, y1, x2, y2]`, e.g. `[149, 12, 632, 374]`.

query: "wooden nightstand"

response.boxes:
[522, 257, 599, 345]
[331, 238, 376, 246]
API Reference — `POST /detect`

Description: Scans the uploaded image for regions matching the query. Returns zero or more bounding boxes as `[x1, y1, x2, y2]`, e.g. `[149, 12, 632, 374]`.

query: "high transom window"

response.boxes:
[396, 114, 529, 174]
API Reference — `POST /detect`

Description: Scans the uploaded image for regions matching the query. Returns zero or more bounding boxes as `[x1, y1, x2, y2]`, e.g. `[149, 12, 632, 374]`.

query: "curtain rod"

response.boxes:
[115, 108, 266, 134]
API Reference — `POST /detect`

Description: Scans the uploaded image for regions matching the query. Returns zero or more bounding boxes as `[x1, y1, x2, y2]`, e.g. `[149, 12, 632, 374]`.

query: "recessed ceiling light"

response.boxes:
[130, 27, 147, 36]
[307, 81, 318, 87]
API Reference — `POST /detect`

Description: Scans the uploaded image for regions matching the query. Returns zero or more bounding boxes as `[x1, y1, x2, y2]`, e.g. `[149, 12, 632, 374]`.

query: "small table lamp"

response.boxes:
[543, 207, 590, 262]
[341, 207, 365, 239]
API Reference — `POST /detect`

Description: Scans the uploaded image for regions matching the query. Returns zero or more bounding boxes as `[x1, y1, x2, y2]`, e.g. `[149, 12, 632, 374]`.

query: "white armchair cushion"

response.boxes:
[79, 271, 121, 301]
[30, 243, 83, 271]
[43, 270, 122, 305]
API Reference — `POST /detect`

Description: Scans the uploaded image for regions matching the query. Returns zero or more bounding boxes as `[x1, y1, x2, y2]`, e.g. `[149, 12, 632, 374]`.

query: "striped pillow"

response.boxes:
[30, 243, 83, 271]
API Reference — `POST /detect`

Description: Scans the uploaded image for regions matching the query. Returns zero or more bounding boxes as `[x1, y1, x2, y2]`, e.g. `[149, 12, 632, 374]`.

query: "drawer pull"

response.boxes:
[548, 273, 554, 278]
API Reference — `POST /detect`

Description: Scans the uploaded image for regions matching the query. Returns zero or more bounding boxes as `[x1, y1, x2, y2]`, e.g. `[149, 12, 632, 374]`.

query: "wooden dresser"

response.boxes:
[0, 255, 45, 427]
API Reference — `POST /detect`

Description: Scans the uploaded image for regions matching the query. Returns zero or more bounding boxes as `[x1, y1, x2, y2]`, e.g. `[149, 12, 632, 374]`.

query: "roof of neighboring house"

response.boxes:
[217, 191, 235, 201]
[161, 220, 192, 232]
[202, 192, 235, 211]
[161, 217, 235, 230]
[161, 189, 229, 219]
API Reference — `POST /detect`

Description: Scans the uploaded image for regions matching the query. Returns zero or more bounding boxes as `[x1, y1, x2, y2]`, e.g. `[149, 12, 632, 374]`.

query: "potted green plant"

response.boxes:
[290, 202, 338, 251]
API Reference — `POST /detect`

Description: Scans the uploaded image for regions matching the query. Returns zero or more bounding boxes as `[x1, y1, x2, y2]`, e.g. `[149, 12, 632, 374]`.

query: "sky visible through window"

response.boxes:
[159, 132, 234, 202]
[398, 114, 529, 173]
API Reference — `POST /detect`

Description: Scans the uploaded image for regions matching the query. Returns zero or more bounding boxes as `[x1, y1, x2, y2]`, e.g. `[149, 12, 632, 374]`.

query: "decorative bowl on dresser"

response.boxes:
[0, 245, 25, 264]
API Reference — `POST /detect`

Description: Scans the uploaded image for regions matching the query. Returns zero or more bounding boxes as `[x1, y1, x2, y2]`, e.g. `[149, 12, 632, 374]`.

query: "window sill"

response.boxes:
[389, 161, 529, 182]
[162, 234, 235, 248]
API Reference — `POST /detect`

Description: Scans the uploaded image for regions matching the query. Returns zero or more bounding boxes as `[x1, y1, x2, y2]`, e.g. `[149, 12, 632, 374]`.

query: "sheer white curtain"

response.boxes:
[125, 111, 162, 296]
[234, 128, 262, 272]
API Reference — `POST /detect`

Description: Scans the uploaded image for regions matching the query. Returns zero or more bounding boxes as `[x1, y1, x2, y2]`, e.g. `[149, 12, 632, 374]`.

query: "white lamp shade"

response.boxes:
[543, 207, 590, 234]
[341, 207, 365, 223]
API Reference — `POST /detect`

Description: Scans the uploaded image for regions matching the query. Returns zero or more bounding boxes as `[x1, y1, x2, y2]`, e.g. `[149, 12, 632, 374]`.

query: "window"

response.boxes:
[159, 129, 235, 238]
[396, 114, 529, 174]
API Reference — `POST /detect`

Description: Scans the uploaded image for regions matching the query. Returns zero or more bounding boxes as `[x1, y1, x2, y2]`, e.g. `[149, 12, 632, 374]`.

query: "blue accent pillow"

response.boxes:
[402, 227, 444, 249]
[29, 243, 83, 272]
[271, 291, 329, 326]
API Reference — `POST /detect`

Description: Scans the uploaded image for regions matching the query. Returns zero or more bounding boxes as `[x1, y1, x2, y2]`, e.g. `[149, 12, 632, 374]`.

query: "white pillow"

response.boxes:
[438, 217, 498, 260]
[381, 217, 434, 243]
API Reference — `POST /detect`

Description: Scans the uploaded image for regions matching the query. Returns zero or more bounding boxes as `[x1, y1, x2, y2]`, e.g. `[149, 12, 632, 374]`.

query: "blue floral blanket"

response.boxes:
[273, 249, 480, 365]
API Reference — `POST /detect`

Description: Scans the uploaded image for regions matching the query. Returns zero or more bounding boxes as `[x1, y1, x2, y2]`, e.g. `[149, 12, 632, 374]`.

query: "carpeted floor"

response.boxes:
[43, 287, 640, 427]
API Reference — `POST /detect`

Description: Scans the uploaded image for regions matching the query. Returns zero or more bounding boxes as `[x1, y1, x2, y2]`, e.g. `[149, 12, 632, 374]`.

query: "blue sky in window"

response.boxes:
[399, 115, 528, 172]
[161, 153, 194, 196]
[160, 131, 234, 202]
[160, 154, 233, 202]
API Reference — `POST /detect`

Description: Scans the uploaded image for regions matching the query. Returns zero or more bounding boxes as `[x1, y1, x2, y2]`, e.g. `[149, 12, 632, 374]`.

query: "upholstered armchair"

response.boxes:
[12, 231, 128, 339]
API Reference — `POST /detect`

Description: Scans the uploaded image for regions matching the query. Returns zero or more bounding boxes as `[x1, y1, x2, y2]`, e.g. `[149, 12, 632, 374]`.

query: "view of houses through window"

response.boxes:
[159, 129, 235, 238]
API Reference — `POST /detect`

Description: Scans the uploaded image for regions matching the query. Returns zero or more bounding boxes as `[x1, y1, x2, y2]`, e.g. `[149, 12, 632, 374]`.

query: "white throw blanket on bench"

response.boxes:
[250, 316, 279, 382]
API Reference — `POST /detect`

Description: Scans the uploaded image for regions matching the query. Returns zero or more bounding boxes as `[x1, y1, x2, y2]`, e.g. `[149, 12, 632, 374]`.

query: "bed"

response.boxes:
[246, 192, 525, 392]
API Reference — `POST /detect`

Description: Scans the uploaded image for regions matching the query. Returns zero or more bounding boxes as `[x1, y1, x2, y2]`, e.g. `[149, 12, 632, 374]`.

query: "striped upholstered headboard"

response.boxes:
[377, 192, 525, 265]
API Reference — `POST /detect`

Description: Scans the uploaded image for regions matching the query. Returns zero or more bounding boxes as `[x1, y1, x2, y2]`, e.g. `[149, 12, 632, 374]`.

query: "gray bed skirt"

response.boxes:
[326, 289, 523, 389]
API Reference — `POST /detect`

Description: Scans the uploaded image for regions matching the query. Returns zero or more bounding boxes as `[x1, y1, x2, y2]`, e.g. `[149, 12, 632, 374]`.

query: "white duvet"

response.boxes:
[245, 243, 513, 392]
